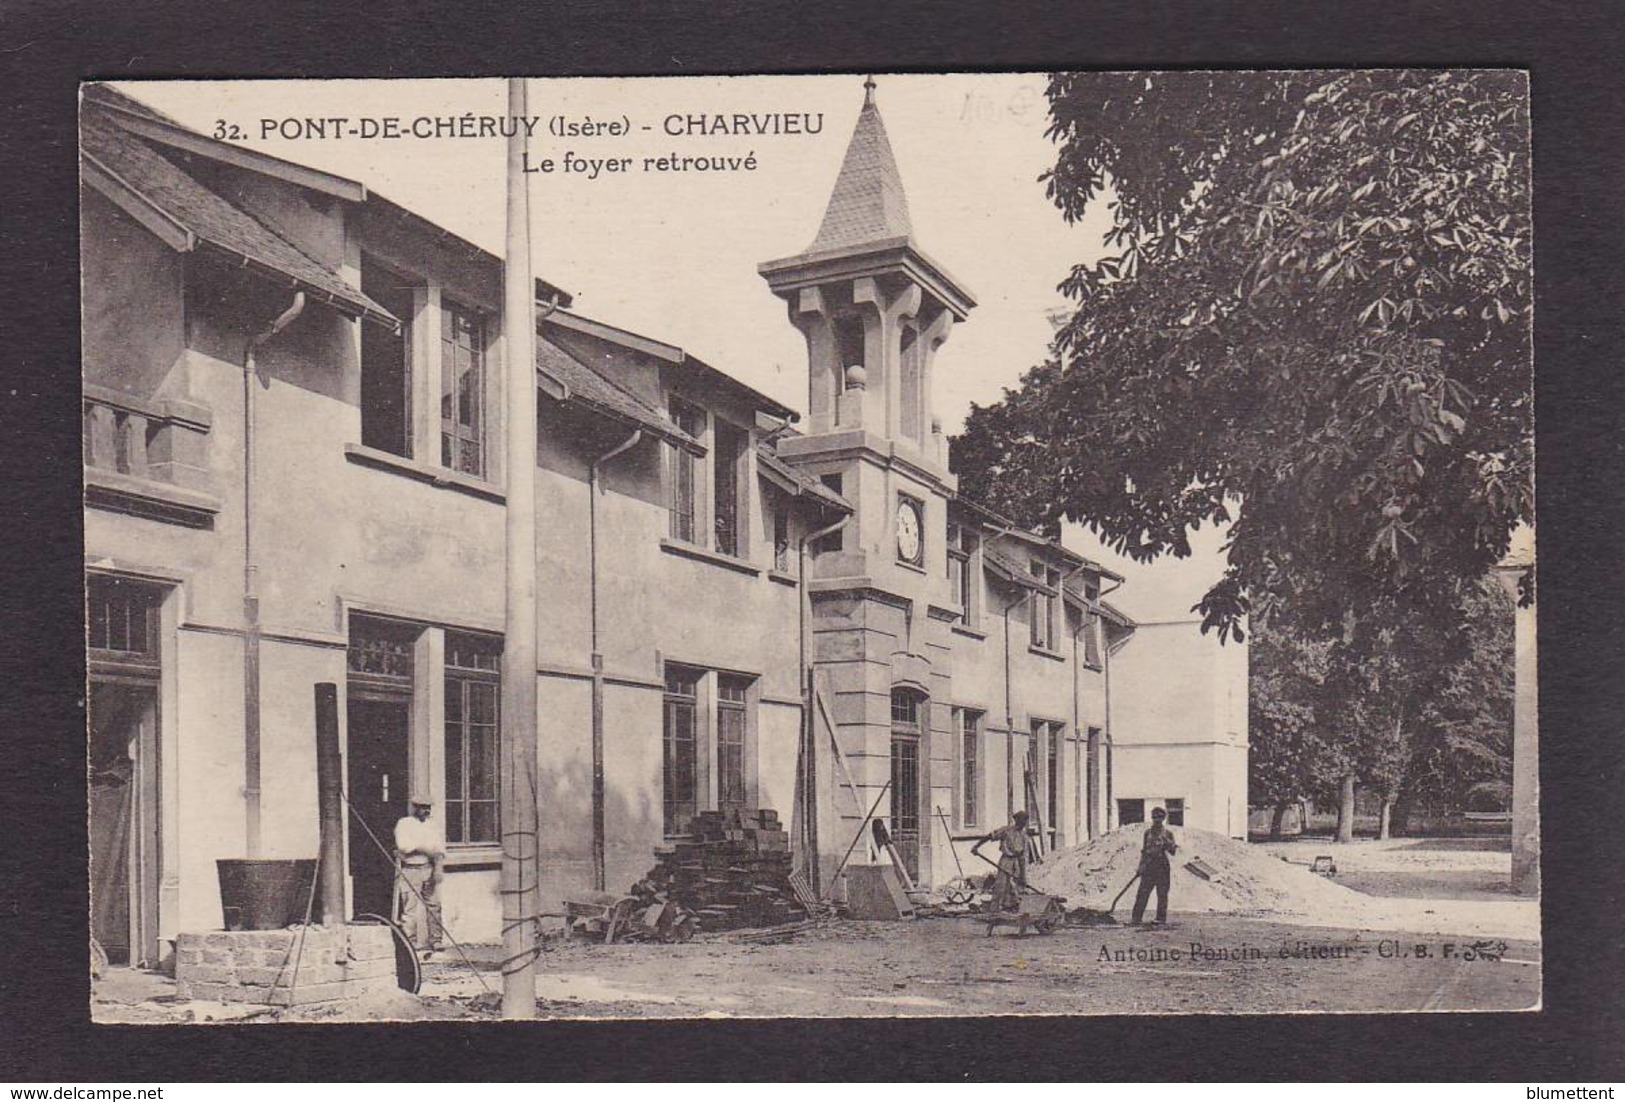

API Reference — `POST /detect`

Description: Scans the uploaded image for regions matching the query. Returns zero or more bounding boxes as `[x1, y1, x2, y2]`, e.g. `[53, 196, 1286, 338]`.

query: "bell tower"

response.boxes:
[759, 78, 976, 890]
[759, 76, 975, 585]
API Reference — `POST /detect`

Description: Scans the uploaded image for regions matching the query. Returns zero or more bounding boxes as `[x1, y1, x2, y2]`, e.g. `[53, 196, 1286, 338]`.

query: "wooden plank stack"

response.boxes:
[632, 808, 806, 932]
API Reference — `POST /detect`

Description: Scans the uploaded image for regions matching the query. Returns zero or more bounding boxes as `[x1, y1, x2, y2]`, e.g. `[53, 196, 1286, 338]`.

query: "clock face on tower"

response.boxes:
[896, 496, 923, 565]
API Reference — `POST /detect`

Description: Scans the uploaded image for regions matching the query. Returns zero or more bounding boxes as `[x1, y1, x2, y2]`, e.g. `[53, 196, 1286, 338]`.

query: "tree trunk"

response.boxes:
[1378, 796, 1394, 841]
[1391, 791, 1413, 837]
[1269, 803, 1288, 841]
[1335, 775, 1356, 843]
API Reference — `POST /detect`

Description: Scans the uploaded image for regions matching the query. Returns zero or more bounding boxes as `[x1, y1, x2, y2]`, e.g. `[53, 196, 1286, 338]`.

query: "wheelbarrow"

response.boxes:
[562, 891, 639, 944]
[970, 851, 1066, 937]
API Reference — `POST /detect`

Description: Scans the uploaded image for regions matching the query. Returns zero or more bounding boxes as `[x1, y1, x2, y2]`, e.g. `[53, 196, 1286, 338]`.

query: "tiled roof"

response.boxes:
[756, 446, 852, 513]
[805, 92, 913, 255]
[81, 114, 394, 324]
[984, 548, 1054, 592]
[536, 335, 703, 454]
[83, 83, 187, 126]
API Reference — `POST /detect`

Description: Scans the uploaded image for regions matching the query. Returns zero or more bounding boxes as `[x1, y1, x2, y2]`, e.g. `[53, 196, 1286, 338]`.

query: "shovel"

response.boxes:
[1106, 870, 1141, 918]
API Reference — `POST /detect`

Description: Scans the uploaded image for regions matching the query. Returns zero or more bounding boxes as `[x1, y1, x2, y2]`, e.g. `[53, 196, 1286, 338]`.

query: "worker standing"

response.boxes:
[394, 793, 446, 959]
[1131, 806, 1178, 925]
[972, 809, 1030, 912]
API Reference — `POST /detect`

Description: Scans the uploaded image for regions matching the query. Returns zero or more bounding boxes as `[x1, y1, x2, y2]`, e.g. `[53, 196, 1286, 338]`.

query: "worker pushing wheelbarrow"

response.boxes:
[970, 810, 1066, 936]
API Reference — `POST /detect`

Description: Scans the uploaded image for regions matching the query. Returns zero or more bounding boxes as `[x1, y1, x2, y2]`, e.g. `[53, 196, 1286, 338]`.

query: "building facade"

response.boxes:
[82, 80, 1237, 965]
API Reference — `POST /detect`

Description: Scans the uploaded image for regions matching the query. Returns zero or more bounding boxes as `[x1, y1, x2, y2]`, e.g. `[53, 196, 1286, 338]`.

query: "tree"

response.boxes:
[1246, 576, 1512, 841]
[952, 70, 1533, 648]
[1247, 625, 1331, 838]
[1400, 576, 1516, 825]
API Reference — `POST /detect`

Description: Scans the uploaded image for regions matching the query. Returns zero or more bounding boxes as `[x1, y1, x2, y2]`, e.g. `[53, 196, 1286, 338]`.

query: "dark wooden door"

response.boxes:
[346, 697, 410, 919]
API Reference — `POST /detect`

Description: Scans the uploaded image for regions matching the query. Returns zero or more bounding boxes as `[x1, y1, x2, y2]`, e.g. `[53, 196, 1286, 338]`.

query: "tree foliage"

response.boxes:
[952, 70, 1533, 644]
[1248, 575, 1514, 822]
[1405, 576, 1516, 809]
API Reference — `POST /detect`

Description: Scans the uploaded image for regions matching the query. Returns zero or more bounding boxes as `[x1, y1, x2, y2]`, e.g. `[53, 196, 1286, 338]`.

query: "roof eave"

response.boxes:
[99, 104, 368, 202]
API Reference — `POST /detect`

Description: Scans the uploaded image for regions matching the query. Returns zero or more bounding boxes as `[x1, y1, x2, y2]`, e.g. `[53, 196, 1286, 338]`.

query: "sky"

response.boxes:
[112, 73, 1228, 622]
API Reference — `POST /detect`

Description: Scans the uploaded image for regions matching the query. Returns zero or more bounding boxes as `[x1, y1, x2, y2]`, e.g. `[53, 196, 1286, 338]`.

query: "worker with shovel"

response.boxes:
[972, 809, 1031, 912]
[1130, 806, 1178, 926]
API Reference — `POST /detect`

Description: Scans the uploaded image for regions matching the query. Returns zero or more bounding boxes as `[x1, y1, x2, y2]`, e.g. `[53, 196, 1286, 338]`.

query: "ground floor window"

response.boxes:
[444, 632, 501, 845]
[1034, 719, 1065, 845]
[1163, 798, 1186, 827]
[1118, 798, 1146, 825]
[717, 675, 750, 813]
[955, 707, 982, 828]
[663, 665, 757, 834]
[663, 666, 701, 835]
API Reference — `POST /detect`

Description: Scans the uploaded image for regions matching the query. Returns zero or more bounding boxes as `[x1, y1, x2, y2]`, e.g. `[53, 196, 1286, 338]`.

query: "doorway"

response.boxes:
[889, 690, 923, 882]
[88, 681, 159, 967]
[346, 697, 410, 919]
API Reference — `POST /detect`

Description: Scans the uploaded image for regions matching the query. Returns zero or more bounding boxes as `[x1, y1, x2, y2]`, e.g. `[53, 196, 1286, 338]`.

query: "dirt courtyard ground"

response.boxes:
[91, 834, 1538, 1022]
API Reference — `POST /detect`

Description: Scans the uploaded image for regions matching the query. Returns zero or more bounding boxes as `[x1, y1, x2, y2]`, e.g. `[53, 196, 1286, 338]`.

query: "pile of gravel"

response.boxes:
[1030, 826, 1375, 921]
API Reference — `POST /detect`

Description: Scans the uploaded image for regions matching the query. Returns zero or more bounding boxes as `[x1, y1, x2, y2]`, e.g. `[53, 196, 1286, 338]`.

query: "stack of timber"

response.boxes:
[633, 808, 806, 932]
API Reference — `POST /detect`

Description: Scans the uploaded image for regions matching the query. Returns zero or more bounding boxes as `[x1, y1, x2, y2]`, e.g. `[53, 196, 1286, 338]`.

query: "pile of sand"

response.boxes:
[1030, 826, 1376, 923]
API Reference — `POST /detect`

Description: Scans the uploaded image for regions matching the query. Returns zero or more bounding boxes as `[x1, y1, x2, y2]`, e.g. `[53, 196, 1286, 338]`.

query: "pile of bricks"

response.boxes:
[634, 808, 805, 932]
[174, 924, 396, 1006]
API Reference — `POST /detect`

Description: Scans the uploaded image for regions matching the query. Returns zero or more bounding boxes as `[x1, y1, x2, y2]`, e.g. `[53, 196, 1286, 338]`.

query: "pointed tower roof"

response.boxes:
[805, 77, 914, 254]
[759, 78, 976, 319]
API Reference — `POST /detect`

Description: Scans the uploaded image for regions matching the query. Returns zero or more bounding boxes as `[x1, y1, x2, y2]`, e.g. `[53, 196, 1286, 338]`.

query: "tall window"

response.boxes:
[1030, 561, 1060, 650]
[773, 508, 790, 573]
[947, 523, 974, 622]
[1083, 581, 1103, 667]
[359, 256, 414, 458]
[440, 300, 486, 477]
[713, 420, 746, 556]
[1163, 798, 1186, 827]
[717, 675, 750, 813]
[444, 632, 501, 844]
[1041, 721, 1064, 845]
[662, 666, 701, 835]
[955, 707, 982, 827]
[668, 397, 704, 543]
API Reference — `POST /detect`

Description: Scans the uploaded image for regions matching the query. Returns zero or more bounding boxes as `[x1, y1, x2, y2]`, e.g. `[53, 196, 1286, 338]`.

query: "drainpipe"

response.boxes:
[587, 428, 642, 890]
[1096, 575, 1124, 831]
[1000, 589, 1024, 820]
[799, 511, 850, 899]
[242, 290, 305, 858]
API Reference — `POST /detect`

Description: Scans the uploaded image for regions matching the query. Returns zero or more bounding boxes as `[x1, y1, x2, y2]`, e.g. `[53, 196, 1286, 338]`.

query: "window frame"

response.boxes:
[1029, 561, 1061, 650]
[712, 418, 748, 557]
[439, 297, 489, 478]
[954, 706, 983, 829]
[662, 665, 702, 837]
[1082, 580, 1103, 668]
[86, 575, 162, 667]
[716, 675, 751, 814]
[667, 396, 705, 545]
[358, 253, 416, 460]
[947, 523, 974, 623]
[1163, 798, 1186, 827]
[443, 631, 502, 846]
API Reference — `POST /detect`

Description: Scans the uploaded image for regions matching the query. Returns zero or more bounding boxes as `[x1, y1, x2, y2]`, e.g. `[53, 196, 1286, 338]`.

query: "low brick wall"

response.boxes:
[175, 924, 397, 1006]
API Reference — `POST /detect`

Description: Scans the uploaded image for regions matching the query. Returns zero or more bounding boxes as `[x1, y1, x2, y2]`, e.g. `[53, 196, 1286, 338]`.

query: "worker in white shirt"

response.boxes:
[393, 793, 446, 958]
